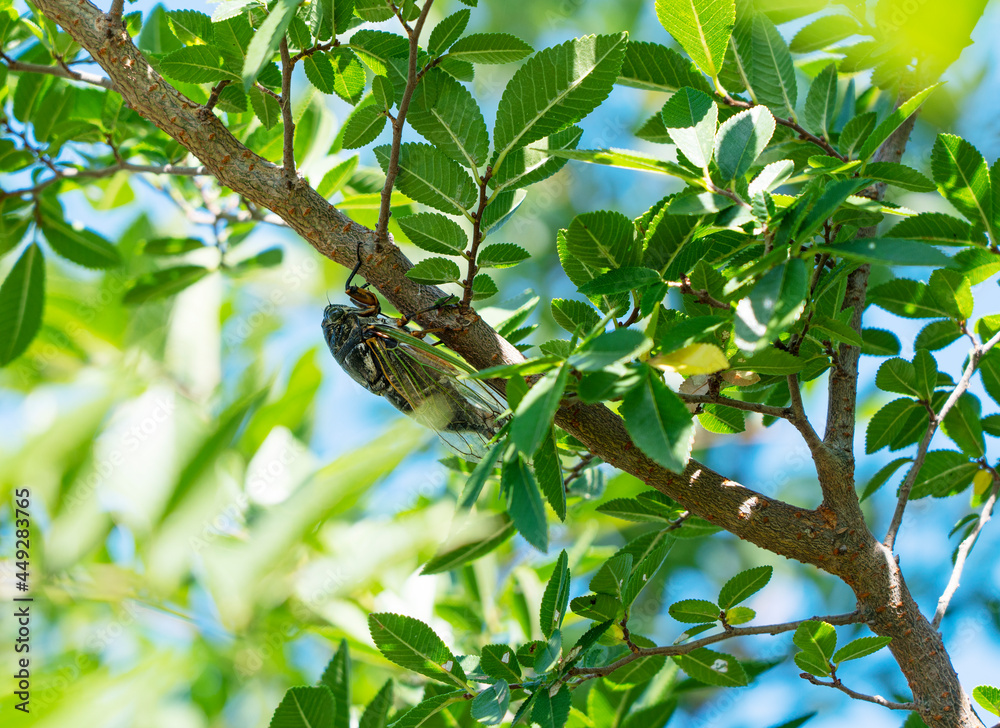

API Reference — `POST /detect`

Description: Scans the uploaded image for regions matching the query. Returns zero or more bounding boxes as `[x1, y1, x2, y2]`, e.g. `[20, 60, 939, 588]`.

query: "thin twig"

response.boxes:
[717, 93, 847, 161]
[374, 0, 435, 245]
[461, 168, 492, 307]
[1, 161, 209, 199]
[1, 53, 113, 89]
[677, 392, 792, 419]
[289, 40, 337, 64]
[787, 373, 825, 453]
[884, 330, 1000, 549]
[800, 671, 915, 711]
[670, 278, 730, 310]
[568, 611, 862, 678]
[279, 37, 296, 180]
[204, 79, 232, 113]
[563, 453, 596, 490]
[932, 475, 1000, 628]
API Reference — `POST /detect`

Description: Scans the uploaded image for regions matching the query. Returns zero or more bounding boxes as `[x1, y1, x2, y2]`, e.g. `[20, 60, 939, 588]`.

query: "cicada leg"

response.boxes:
[345, 241, 380, 316]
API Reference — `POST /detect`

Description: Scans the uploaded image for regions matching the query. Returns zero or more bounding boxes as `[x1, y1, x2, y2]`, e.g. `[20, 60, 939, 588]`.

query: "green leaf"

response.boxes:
[942, 392, 985, 458]
[472, 680, 509, 725]
[540, 550, 571, 638]
[669, 598, 720, 623]
[160, 45, 236, 84]
[793, 620, 836, 663]
[674, 648, 748, 687]
[863, 162, 935, 192]
[504, 451, 549, 551]
[409, 70, 489, 168]
[405, 257, 462, 285]
[358, 680, 393, 728]
[511, 363, 570, 455]
[569, 329, 653, 372]
[493, 126, 583, 192]
[858, 84, 938, 162]
[422, 515, 516, 574]
[862, 328, 901, 357]
[429, 9, 471, 54]
[734, 259, 806, 352]
[480, 644, 521, 682]
[320, 640, 351, 728]
[397, 213, 467, 255]
[838, 111, 876, 157]
[832, 636, 891, 664]
[447, 33, 533, 64]
[589, 553, 633, 603]
[349, 30, 409, 76]
[268, 686, 334, 728]
[571, 593, 621, 621]
[660, 87, 718, 169]
[910, 450, 979, 499]
[929, 268, 973, 319]
[341, 104, 387, 149]
[354, 0, 394, 22]
[390, 691, 466, 728]
[931, 133, 994, 236]
[617, 40, 711, 94]
[478, 243, 530, 269]
[803, 63, 837, 138]
[372, 75, 394, 110]
[457, 441, 504, 509]
[249, 86, 282, 130]
[794, 650, 831, 677]
[123, 266, 211, 304]
[973, 686, 1000, 717]
[621, 366, 694, 473]
[541, 147, 703, 184]
[718, 565, 772, 609]
[860, 457, 911, 501]
[811, 315, 863, 347]
[368, 613, 467, 689]
[868, 279, 955, 319]
[168, 9, 215, 44]
[0, 244, 45, 366]
[815, 239, 953, 268]
[876, 357, 920, 398]
[655, 0, 734, 77]
[374, 143, 477, 215]
[565, 210, 637, 269]
[534, 428, 566, 520]
[329, 48, 367, 104]
[746, 13, 797, 119]
[40, 216, 121, 269]
[915, 320, 961, 351]
[531, 685, 571, 728]
[143, 237, 205, 256]
[577, 267, 660, 296]
[865, 398, 922, 454]
[790, 15, 862, 53]
[714, 106, 776, 181]
[955, 248, 1000, 284]
[242, 0, 299, 90]
[729, 348, 804, 374]
[493, 33, 627, 167]
[317, 156, 359, 197]
[981, 350, 1000, 407]
[481, 189, 526, 237]
[550, 298, 600, 335]
[889, 212, 981, 246]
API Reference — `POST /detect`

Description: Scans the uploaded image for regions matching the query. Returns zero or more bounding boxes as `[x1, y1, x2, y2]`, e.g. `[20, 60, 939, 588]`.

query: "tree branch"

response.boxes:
[717, 93, 846, 162]
[279, 37, 296, 180]
[1, 52, 113, 88]
[800, 671, 915, 711]
[932, 475, 999, 628]
[884, 329, 1000, 550]
[374, 0, 435, 245]
[568, 611, 862, 678]
[1, 160, 210, 199]
[677, 391, 792, 419]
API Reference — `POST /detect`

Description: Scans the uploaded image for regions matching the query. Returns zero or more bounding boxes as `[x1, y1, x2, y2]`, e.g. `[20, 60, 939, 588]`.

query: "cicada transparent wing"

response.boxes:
[366, 323, 508, 461]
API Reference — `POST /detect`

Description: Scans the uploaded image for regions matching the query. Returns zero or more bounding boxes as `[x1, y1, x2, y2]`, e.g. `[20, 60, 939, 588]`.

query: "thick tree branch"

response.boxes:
[884, 329, 1000, 550]
[569, 611, 862, 678]
[933, 476, 1000, 628]
[374, 0, 434, 244]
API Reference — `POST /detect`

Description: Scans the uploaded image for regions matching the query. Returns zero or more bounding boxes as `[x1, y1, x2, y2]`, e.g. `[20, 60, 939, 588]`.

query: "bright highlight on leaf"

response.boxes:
[649, 343, 729, 374]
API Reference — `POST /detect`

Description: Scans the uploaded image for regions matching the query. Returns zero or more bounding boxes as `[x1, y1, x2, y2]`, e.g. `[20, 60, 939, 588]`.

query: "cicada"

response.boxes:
[322, 248, 507, 461]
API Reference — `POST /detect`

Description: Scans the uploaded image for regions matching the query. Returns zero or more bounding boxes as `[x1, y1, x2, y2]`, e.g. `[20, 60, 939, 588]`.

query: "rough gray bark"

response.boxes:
[26, 1, 984, 724]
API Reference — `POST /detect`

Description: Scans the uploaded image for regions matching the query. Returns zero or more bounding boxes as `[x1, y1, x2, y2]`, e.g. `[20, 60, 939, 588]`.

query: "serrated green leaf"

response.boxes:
[890, 212, 981, 246]
[472, 680, 509, 725]
[504, 451, 548, 551]
[861, 328, 901, 356]
[422, 515, 516, 575]
[478, 243, 529, 269]
[915, 320, 961, 351]
[375, 143, 477, 215]
[577, 267, 660, 296]
[540, 147, 704, 184]
[621, 366, 694, 473]
[405, 257, 462, 285]
[674, 648, 748, 687]
[794, 650, 831, 677]
[865, 398, 922, 454]
[319, 640, 350, 728]
[161, 45, 236, 84]
[790, 15, 862, 53]
[397, 213, 467, 255]
[910, 450, 979, 499]
[480, 645, 520, 682]
[471, 273, 498, 301]
[359, 679, 393, 728]
[249, 86, 281, 130]
[589, 553, 633, 603]
[349, 29, 409, 76]
[714, 106, 776, 181]
[832, 635, 891, 664]
[493, 33, 627, 168]
[570, 593, 622, 621]
[550, 298, 600, 335]
[40, 216, 121, 269]
[669, 598, 720, 623]
[838, 111, 876, 157]
[931, 133, 993, 237]
[746, 13, 798, 118]
[368, 613, 467, 689]
[123, 266, 211, 304]
[242, 0, 298, 90]
[660, 87, 717, 169]
[860, 457, 911, 501]
[655, 0, 734, 77]
[942, 392, 985, 458]
[390, 691, 466, 728]
[317, 155, 359, 197]
[973, 686, 1000, 717]
[718, 565, 772, 609]
[617, 40, 712, 94]
[569, 329, 653, 372]
[494, 126, 583, 192]
[868, 279, 954, 319]
[729, 348, 804, 374]
[447, 32, 533, 64]
[734, 259, 806, 352]
[863, 162, 935, 192]
[793, 620, 836, 662]
[342, 104, 387, 149]
[429, 9, 471, 54]
[354, 0, 394, 22]
[268, 686, 334, 728]
[409, 69, 488, 169]
[540, 550, 571, 638]
[511, 363, 569, 456]
[803, 63, 837, 138]
[0, 244, 45, 366]
[858, 84, 938, 161]
[565, 210, 637, 269]
[955, 248, 1000, 284]
[876, 358, 920, 398]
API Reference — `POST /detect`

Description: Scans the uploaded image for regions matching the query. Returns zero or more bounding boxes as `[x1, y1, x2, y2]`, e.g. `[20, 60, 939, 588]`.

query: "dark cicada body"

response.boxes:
[322, 303, 506, 461]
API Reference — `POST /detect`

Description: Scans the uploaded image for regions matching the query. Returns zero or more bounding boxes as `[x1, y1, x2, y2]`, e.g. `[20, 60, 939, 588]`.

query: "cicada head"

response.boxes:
[321, 303, 362, 357]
